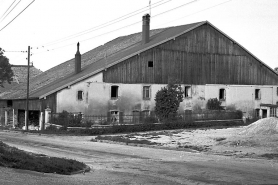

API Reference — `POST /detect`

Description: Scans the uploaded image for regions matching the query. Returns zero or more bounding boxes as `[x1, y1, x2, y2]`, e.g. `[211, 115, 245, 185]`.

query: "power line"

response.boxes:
[0, 0, 35, 32]
[0, 0, 22, 23]
[33, 0, 199, 54]
[0, 0, 17, 20]
[152, 0, 197, 18]
[35, 0, 170, 48]
[33, 0, 232, 56]
[157, 0, 233, 27]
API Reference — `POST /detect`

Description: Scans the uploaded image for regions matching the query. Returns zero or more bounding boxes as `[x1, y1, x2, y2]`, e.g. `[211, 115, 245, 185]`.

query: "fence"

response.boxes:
[50, 110, 242, 128]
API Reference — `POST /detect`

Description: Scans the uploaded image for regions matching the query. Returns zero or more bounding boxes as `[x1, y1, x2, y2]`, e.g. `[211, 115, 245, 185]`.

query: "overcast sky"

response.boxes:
[0, 0, 277, 72]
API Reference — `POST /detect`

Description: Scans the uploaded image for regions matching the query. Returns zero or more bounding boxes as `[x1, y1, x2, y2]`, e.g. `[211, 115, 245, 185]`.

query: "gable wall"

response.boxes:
[103, 24, 278, 85]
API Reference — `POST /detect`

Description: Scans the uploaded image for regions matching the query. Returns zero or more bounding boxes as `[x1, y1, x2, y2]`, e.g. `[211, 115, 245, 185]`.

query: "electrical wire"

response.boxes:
[0, 0, 17, 20]
[33, 0, 200, 54]
[0, 0, 22, 23]
[31, 0, 233, 56]
[152, 0, 197, 18]
[37, 0, 170, 48]
[157, 0, 233, 27]
[0, 0, 35, 32]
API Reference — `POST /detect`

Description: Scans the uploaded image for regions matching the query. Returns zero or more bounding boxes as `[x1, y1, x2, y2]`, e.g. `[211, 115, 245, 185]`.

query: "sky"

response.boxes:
[0, 0, 277, 72]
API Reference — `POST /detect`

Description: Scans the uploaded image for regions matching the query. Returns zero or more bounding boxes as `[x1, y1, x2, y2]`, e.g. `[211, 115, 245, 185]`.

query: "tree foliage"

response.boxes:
[207, 98, 223, 110]
[0, 48, 13, 87]
[274, 67, 278, 74]
[154, 82, 184, 121]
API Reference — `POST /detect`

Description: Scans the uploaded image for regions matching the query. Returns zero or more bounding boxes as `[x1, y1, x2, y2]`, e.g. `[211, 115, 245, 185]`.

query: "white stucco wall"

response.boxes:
[56, 72, 278, 117]
[205, 84, 278, 117]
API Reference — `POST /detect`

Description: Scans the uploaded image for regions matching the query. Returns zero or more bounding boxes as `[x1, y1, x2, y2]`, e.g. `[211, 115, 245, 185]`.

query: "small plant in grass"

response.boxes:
[0, 141, 88, 175]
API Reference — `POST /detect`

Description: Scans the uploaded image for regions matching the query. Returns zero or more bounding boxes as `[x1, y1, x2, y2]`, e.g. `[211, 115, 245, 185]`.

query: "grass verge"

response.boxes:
[0, 141, 88, 175]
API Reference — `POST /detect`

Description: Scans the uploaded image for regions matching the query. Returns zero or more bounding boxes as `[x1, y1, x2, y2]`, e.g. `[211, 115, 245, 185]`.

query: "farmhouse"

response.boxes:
[0, 14, 278, 128]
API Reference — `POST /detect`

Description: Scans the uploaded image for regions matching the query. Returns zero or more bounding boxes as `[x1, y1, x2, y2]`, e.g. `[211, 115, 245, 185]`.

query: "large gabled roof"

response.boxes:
[1, 20, 277, 100]
[30, 21, 205, 99]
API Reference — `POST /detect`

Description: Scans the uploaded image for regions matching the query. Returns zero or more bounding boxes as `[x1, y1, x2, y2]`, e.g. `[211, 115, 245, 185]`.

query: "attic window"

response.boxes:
[77, 91, 83, 100]
[7, 100, 12, 107]
[148, 61, 153, 67]
[111, 85, 119, 99]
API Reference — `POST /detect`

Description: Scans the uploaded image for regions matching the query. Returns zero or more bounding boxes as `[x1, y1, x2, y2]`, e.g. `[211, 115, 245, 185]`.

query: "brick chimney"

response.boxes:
[142, 14, 150, 44]
[75, 42, 81, 74]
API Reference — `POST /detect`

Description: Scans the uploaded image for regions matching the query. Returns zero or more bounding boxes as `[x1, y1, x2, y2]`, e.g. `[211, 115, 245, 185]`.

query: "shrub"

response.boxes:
[155, 81, 184, 122]
[207, 98, 223, 110]
[142, 116, 158, 124]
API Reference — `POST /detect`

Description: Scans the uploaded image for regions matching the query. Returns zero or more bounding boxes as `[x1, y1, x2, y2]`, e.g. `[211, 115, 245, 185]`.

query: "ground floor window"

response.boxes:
[111, 86, 119, 99]
[184, 86, 191, 98]
[219, 88, 226, 101]
[143, 86, 151, 100]
[255, 89, 261, 100]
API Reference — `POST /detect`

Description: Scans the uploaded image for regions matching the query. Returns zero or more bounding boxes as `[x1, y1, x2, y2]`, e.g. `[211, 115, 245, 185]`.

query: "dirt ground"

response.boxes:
[95, 117, 278, 160]
[0, 118, 278, 184]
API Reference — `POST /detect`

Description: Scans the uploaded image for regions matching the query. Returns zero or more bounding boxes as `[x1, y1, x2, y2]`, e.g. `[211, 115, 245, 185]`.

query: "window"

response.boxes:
[255, 89, 261, 100]
[143, 86, 151, 99]
[111, 85, 119, 99]
[219, 88, 226, 101]
[7, 100, 13, 107]
[184, 86, 191, 98]
[77, 91, 83, 100]
[148, 61, 153, 67]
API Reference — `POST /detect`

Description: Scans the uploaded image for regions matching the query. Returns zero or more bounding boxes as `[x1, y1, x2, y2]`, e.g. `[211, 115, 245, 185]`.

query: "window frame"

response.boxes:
[111, 85, 119, 99]
[148, 61, 153, 68]
[255, 89, 261, 100]
[219, 88, 226, 101]
[77, 90, 84, 101]
[184, 86, 192, 98]
[143, 85, 151, 100]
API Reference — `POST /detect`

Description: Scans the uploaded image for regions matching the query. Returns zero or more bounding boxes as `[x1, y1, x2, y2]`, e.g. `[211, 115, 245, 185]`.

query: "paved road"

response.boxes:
[0, 130, 278, 185]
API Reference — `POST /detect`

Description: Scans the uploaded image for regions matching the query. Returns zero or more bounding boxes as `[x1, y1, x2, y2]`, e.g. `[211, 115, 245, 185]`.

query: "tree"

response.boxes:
[0, 48, 14, 87]
[154, 81, 184, 122]
[274, 67, 278, 74]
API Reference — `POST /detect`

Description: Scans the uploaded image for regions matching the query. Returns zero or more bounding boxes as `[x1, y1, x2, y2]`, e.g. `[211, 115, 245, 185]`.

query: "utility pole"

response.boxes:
[25, 46, 30, 131]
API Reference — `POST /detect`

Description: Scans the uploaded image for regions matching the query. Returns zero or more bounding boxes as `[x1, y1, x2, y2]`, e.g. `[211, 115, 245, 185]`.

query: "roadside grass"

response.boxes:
[0, 141, 88, 175]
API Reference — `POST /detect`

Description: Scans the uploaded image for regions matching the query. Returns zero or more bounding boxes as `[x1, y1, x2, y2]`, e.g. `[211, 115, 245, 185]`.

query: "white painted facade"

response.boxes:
[55, 73, 278, 118]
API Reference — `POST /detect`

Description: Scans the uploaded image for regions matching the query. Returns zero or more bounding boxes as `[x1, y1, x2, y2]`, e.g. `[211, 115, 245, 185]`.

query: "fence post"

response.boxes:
[45, 107, 51, 124]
